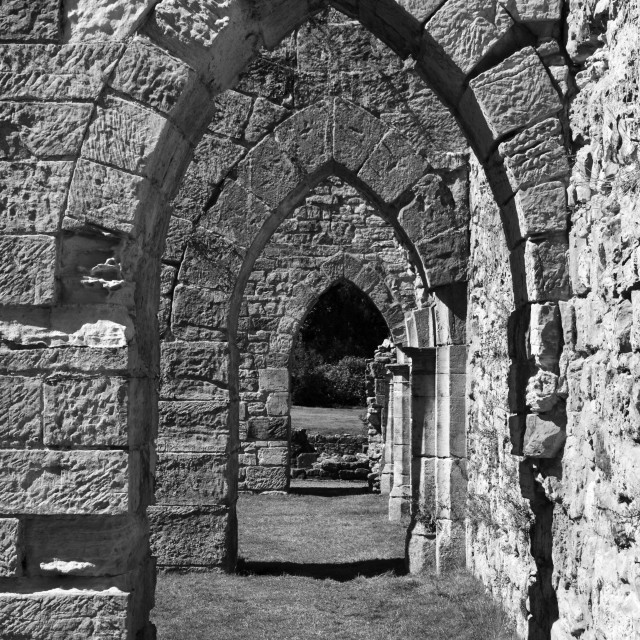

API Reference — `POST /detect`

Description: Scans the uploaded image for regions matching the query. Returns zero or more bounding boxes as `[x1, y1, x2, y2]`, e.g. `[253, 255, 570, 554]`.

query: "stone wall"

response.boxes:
[554, 2, 640, 637]
[466, 156, 539, 639]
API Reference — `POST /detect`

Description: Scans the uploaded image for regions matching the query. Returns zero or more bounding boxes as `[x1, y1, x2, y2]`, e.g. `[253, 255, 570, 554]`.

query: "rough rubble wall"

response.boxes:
[466, 157, 537, 639]
[465, 3, 640, 639]
[551, 1, 640, 638]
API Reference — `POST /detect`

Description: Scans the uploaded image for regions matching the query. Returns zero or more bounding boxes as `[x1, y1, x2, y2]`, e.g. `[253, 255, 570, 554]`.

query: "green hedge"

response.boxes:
[292, 354, 367, 407]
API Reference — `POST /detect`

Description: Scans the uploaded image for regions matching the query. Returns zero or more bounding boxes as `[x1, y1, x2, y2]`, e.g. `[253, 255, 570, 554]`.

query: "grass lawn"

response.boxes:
[153, 487, 517, 640]
[291, 405, 366, 436]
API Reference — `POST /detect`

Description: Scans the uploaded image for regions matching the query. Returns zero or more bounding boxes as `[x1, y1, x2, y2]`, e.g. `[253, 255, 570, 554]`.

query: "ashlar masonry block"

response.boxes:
[258, 367, 288, 392]
[0, 518, 21, 577]
[469, 48, 562, 140]
[426, 0, 513, 75]
[0, 588, 131, 640]
[0, 161, 73, 233]
[0, 450, 130, 515]
[0, 375, 41, 448]
[155, 452, 228, 506]
[0, 235, 56, 305]
[43, 377, 128, 447]
[148, 505, 230, 568]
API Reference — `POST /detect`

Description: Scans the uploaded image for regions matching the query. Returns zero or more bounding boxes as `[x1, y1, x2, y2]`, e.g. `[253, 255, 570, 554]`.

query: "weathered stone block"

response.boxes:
[82, 96, 185, 186]
[425, 0, 513, 75]
[529, 303, 562, 369]
[65, 0, 156, 42]
[358, 130, 427, 204]
[157, 400, 229, 453]
[514, 180, 568, 237]
[245, 96, 289, 143]
[210, 90, 252, 139]
[469, 47, 562, 139]
[24, 514, 146, 577]
[258, 447, 288, 466]
[526, 369, 559, 412]
[171, 284, 228, 341]
[418, 229, 469, 287]
[0, 375, 41, 447]
[0, 102, 92, 159]
[0, 0, 60, 40]
[0, 235, 55, 305]
[148, 505, 230, 568]
[66, 158, 158, 235]
[110, 39, 194, 115]
[245, 465, 288, 491]
[0, 450, 130, 514]
[513, 0, 563, 22]
[296, 452, 318, 468]
[274, 101, 332, 173]
[175, 133, 245, 219]
[0, 589, 130, 639]
[523, 409, 566, 457]
[0, 518, 21, 577]
[247, 416, 289, 441]
[333, 97, 386, 172]
[259, 368, 289, 392]
[178, 232, 244, 292]
[0, 161, 73, 233]
[160, 341, 229, 400]
[513, 239, 569, 303]
[236, 136, 302, 208]
[265, 392, 289, 416]
[0, 44, 123, 101]
[146, 0, 233, 57]
[500, 118, 570, 192]
[155, 452, 228, 505]
[43, 377, 128, 447]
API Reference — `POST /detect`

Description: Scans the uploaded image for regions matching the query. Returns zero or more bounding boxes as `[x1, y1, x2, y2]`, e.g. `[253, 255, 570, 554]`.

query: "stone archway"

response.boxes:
[0, 2, 575, 638]
[151, 89, 466, 568]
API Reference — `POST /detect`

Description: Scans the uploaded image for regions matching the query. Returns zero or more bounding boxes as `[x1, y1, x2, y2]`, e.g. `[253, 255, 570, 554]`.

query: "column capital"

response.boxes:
[386, 362, 411, 378]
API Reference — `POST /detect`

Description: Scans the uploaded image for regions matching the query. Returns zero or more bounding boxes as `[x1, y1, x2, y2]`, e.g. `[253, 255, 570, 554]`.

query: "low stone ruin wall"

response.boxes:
[290, 430, 371, 481]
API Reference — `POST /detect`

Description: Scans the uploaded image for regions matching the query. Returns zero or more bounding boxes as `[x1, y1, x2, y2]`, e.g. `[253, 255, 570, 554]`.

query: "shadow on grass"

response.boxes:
[288, 485, 370, 497]
[237, 557, 407, 581]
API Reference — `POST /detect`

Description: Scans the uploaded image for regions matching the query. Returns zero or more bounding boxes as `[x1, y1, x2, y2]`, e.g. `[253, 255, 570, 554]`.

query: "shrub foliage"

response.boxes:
[291, 280, 389, 407]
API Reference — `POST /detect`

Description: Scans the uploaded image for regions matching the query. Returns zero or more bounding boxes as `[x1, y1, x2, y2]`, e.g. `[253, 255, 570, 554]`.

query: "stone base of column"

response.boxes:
[380, 463, 394, 495]
[407, 521, 436, 574]
[388, 483, 411, 521]
[436, 519, 466, 572]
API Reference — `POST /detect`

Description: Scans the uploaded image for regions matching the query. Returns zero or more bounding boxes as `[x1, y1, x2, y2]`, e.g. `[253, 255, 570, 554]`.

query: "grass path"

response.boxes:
[153, 485, 517, 640]
[290, 405, 366, 435]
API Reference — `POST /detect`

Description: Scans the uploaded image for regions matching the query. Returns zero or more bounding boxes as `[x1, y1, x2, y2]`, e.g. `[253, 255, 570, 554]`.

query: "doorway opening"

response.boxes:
[290, 279, 389, 489]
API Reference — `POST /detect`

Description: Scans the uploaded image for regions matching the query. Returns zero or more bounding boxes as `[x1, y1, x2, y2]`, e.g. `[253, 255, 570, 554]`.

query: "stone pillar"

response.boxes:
[380, 369, 395, 495]
[435, 345, 468, 572]
[404, 347, 437, 573]
[388, 362, 412, 521]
